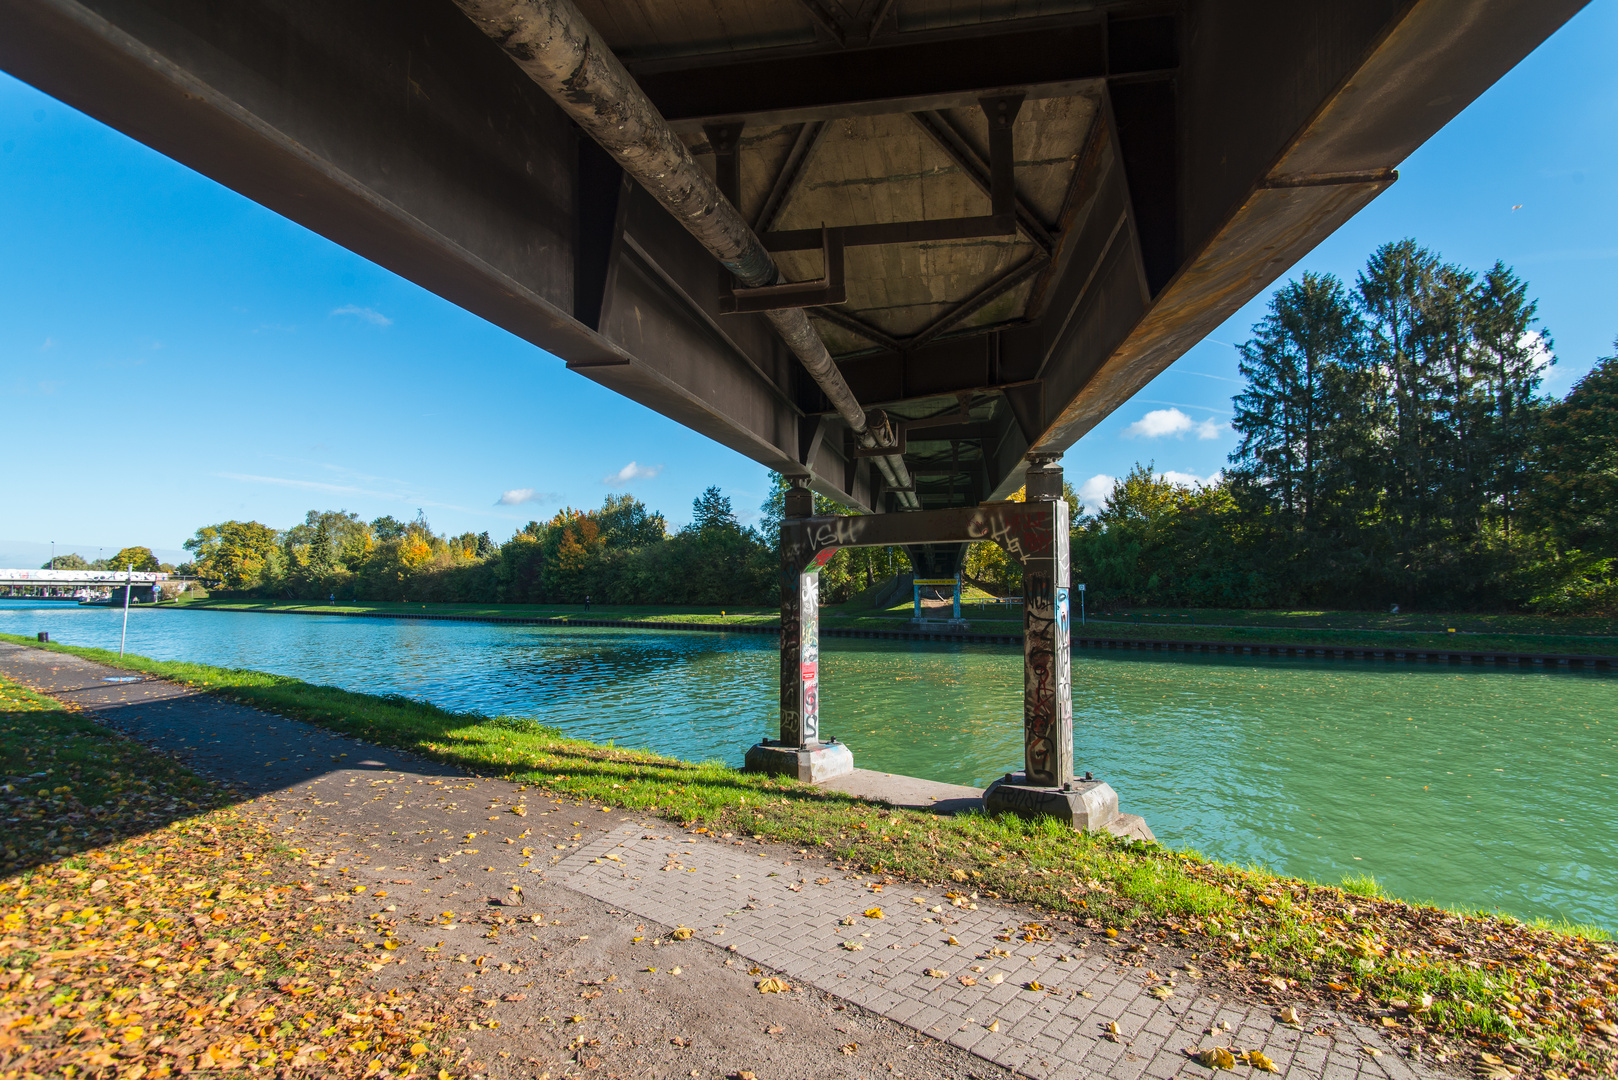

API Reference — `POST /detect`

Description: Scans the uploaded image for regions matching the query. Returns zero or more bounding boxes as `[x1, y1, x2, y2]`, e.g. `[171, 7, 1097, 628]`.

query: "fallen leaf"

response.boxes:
[1481, 1054, 1507, 1066]
[987, 973, 1005, 985]
[1192, 1046, 1237, 1070]
[1242, 1050, 1280, 1073]
[1277, 1006, 1301, 1026]
[1360, 1046, 1381, 1057]
[1149, 986, 1174, 1000]
[1025, 980, 1045, 992]
[925, 968, 948, 978]
[1105, 1021, 1122, 1041]
[842, 940, 864, 951]
[756, 977, 790, 994]
[670, 927, 694, 940]
[840, 1043, 858, 1055]
[988, 1020, 1000, 1033]
[863, 907, 885, 919]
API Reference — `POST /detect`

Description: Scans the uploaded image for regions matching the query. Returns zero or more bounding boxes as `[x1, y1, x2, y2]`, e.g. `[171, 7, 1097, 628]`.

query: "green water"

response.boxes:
[824, 645, 1616, 929]
[3, 601, 1613, 928]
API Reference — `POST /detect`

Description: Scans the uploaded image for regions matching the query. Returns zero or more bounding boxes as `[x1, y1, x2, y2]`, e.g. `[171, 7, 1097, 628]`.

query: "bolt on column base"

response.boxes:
[744, 740, 854, 784]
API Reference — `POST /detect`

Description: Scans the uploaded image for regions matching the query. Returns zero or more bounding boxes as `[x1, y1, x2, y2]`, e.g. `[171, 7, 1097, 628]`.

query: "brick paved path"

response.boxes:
[560, 827, 1429, 1080]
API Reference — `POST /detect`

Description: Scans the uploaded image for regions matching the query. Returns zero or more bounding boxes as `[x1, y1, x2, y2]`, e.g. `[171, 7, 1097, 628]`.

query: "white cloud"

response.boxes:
[602, 461, 662, 486]
[496, 488, 550, 506]
[1078, 474, 1116, 507]
[1159, 469, 1223, 489]
[331, 304, 392, 326]
[1519, 330, 1555, 371]
[1124, 407, 1221, 440]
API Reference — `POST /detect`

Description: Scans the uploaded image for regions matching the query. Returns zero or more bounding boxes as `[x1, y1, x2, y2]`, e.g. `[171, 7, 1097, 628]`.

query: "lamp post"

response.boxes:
[119, 564, 132, 657]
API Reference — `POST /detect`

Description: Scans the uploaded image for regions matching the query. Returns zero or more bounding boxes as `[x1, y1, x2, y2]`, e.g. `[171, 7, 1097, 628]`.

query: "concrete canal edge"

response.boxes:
[172, 605, 1618, 669]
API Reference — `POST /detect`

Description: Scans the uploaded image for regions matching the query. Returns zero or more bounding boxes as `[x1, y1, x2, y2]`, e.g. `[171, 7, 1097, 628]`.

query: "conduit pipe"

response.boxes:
[452, 0, 920, 509]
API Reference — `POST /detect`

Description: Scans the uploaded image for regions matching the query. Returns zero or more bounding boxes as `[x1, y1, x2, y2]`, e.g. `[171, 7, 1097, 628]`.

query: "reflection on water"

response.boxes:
[1, 600, 1613, 928]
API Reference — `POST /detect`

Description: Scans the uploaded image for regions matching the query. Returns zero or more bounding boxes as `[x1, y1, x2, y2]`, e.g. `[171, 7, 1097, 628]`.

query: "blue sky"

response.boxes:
[2, 2, 1615, 567]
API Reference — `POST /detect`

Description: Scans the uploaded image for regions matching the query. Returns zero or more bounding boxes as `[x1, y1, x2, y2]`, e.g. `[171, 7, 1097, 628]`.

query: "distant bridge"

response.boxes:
[0, 568, 170, 601]
[0, 570, 169, 586]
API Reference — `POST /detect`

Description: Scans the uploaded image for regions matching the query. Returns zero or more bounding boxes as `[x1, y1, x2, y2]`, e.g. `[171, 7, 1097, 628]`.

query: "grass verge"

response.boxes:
[4, 633, 1615, 1078]
[0, 673, 470, 1078]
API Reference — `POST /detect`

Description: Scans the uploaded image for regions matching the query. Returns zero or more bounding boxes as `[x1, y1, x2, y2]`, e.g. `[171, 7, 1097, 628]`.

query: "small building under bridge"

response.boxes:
[0, 0, 1587, 828]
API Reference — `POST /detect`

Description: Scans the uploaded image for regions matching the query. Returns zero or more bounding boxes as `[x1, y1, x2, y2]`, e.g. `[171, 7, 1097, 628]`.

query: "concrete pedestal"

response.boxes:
[745, 740, 854, 783]
[983, 773, 1153, 841]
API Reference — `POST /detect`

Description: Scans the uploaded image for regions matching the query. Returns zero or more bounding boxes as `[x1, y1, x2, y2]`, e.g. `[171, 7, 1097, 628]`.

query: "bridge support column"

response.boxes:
[984, 459, 1140, 834]
[746, 481, 854, 783]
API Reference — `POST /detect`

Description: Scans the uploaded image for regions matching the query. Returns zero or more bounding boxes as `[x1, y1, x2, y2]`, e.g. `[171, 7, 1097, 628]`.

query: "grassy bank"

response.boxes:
[3, 633, 1613, 1078]
[0, 672, 467, 1078]
[160, 598, 1618, 656]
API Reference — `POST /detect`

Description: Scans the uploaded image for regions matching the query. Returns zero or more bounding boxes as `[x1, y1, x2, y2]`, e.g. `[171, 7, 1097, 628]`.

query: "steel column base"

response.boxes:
[983, 774, 1150, 838]
[745, 740, 854, 783]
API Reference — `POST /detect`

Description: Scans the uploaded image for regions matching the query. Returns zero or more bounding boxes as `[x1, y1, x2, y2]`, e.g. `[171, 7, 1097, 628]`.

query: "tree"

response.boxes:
[1230, 272, 1364, 525]
[41, 553, 89, 570]
[690, 487, 739, 533]
[106, 546, 160, 573]
[184, 522, 280, 590]
[597, 494, 667, 548]
[1530, 344, 1618, 557]
[1472, 262, 1552, 533]
[370, 515, 407, 541]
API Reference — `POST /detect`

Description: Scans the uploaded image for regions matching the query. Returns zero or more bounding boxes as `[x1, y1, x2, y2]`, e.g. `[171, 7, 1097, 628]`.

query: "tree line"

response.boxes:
[151, 240, 1618, 615]
[1075, 241, 1617, 613]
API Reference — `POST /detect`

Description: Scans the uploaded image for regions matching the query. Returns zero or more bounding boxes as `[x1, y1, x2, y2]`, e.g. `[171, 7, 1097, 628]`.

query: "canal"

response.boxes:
[2, 600, 1613, 930]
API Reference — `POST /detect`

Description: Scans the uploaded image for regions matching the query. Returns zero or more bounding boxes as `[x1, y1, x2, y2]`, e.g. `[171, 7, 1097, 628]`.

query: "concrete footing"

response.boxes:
[983, 773, 1156, 841]
[745, 740, 854, 783]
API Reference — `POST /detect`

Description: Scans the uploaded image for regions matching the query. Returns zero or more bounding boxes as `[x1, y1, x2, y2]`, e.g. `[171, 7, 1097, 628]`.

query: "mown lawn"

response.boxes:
[3, 632, 1613, 1078]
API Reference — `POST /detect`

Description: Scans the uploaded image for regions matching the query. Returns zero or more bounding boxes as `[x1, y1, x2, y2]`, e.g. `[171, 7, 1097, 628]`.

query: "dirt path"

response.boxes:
[0, 641, 1437, 1080]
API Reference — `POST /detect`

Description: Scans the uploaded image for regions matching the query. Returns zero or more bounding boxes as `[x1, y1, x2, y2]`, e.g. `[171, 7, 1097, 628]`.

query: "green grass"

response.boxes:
[3, 631, 1613, 1074]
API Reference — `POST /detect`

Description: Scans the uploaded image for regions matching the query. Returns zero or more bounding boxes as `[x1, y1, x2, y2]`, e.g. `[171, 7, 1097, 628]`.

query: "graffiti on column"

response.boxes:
[800, 569, 821, 744]
[778, 550, 803, 746]
[1023, 566, 1058, 786]
[780, 546, 833, 749]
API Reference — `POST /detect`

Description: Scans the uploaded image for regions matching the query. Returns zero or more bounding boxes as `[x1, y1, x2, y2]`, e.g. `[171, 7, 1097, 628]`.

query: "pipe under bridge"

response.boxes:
[0, 0, 1585, 821]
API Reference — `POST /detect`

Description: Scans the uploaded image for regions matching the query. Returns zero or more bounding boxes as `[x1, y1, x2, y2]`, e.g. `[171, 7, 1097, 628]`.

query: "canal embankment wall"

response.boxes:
[176, 605, 1618, 669]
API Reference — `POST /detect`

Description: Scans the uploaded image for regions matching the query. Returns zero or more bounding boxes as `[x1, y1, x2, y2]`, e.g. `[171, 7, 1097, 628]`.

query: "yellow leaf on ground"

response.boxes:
[925, 968, 948, 979]
[1243, 1050, 1280, 1073]
[670, 927, 693, 940]
[1277, 1006, 1301, 1026]
[863, 908, 884, 919]
[756, 977, 790, 994]
[1192, 1046, 1237, 1070]
[842, 941, 864, 951]
[1149, 986, 1174, 1000]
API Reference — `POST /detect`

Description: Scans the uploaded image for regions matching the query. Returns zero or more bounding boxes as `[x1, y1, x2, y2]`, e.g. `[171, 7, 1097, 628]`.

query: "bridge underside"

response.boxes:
[0, 0, 1584, 513]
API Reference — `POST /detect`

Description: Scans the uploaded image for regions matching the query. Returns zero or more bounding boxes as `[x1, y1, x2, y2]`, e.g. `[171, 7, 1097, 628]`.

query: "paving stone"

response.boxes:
[545, 822, 1441, 1080]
